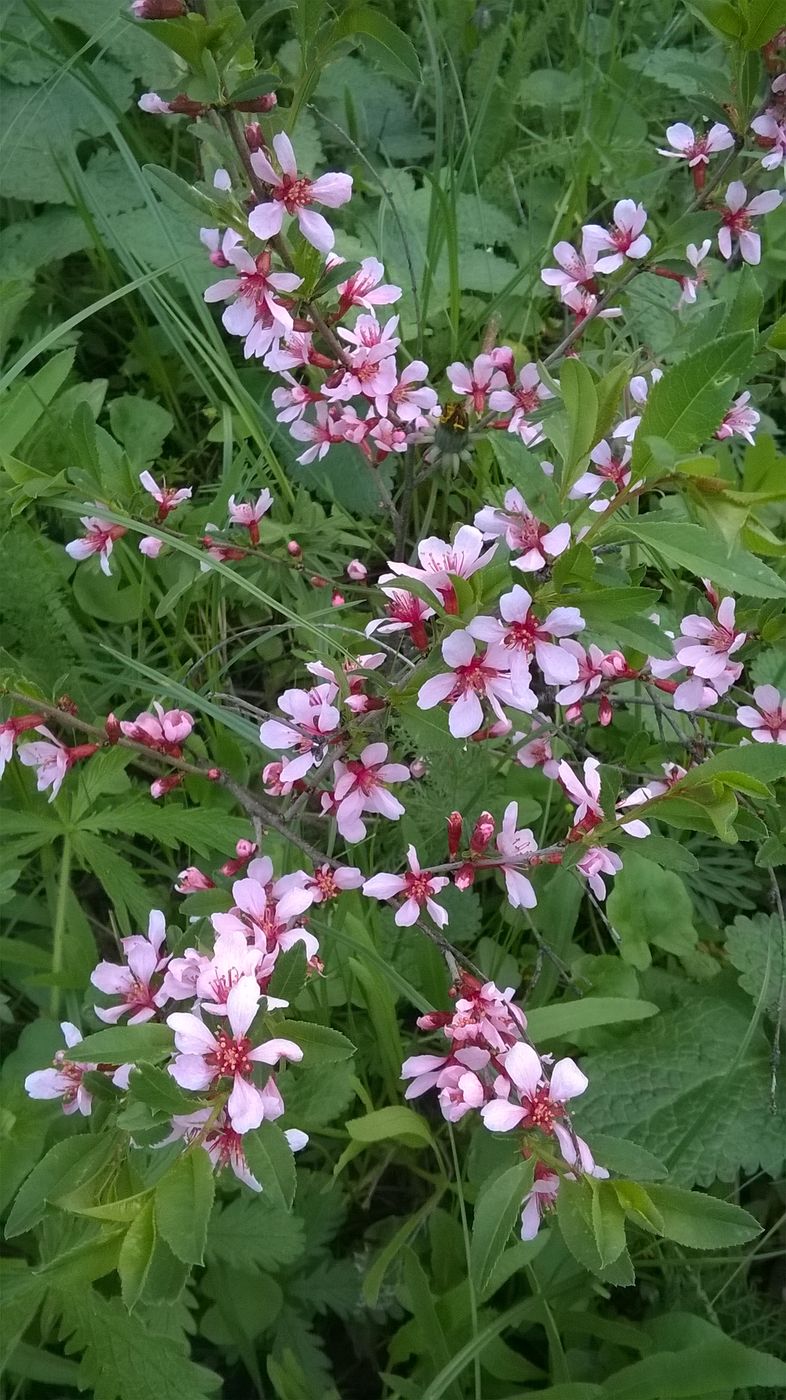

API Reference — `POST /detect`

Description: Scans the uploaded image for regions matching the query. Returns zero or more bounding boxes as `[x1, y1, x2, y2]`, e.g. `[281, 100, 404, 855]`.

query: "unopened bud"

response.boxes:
[206, 767, 221, 781]
[346, 558, 368, 583]
[234, 92, 278, 113]
[409, 757, 428, 780]
[310, 574, 328, 588]
[565, 702, 583, 724]
[130, 0, 186, 17]
[150, 772, 183, 799]
[454, 862, 475, 890]
[175, 867, 215, 894]
[469, 810, 495, 854]
[244, 122, 264, 152]
[105, 712, 122, 743]
[331, 590, 345, 607]
[236, 838, 256, 859]
[598, 695, 613, 727]
[287, 539, 302, 557]
[447, 811, 463, 858]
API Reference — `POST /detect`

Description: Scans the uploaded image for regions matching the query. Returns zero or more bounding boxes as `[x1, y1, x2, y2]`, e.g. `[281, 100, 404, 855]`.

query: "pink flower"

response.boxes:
[337, 257, 401, 313]
[163, 1107, 307, 1190]
[417, 629, 525, 738]
[264, 329, 314, 372]
[204, 242, 301, 342]
[481, 1042, 589, 1166]
[751, 112, 786, 171]
[17, 728, 72, 802]
[289, 402, 348, 464]
[248, 133, 352, 253]
[175, 866, 215, 894]
[65, 516, 126, 576]
[718, 181, 782, 265]
[168, 978, 303, 1134]
[138, 92, 173, 114]
[119, 702, 194, 753]
[24, 1022, 95, 1117]
[674, 596, 746, 680]
[139, 536, 165, 558]
[562, 285, 622, 322]
[401, 1046, 490, 1117]
[228, 490, 273, 544]
[474, 488, 570, 571]
[376, 362, 438, 423]
[582, 199, 651, 272]
[612, 368, 663, 440]
[369, 416, 408, 456]
[331, 741, 411, 843]
[496, 803, 537, 909]
[194, 929, 266, 1015]
[0, 712, 45, 780]
[363, 844, 450, 927]
[211, 858, 318, 961]
[541, 235, 601, 301]
[558, 757, 603, 826]
[386, 525, 497, 612]
[715, 391, 759, 446]
[515, 718, 559, 780]
[346, 558, 368, 583]
[91, 910, 170, 1024]
[487, 362, 552, 445]
[436, 975, 527, 1054]
[737, 685, 786, 743]
[139, 470, 192, 520]
[570, 441, 632, 506]
[338, 312, 400, 356]
[554, 640, 606, 707]
[272, 373, 322, 423]
[521, 1165, 561, 1240]
[468, 585, 585, 692]
[288, 863, 363, 906]
[365, 577, 435, 650]
[259, 681, 341, 782]
[657, 122, 734, 167]
[576, 846, 623, 900]
[322, 341, 398, 404]
[677, 241, 712, 308]
[446, 355, 506, 412]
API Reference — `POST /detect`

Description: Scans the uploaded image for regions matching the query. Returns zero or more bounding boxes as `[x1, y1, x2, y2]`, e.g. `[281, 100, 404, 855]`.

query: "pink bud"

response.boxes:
[235, 93, 278, 113]
[105, 713, 122, 743]
[206, 767, 221, 781]
[236, 838, 256, 858]
[331, 590, 345, 607]
[139, 536, 164, 558]
[310, 574, 328, 588]
[447, 811, 463, 858]
[469, 811, 495, 854]
[598, 695, 613, 726]
[346, 559, 368, 583]
[454, 863, 475, 890]
[409, 758, 428, 780]
[287, 540, 302, 557]
[244, 122, 263, 152]
[150, 773, 183, 799]
[565, 702, 583, 724]
[175, 867, 215, 893]
[130, 0, 186, 17]
[600, 650, 628, 678]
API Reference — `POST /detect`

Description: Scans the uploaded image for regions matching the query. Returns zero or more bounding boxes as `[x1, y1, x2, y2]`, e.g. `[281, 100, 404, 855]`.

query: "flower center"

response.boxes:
[525, 1085, 561, 1131]
[504, 616, 540, 652]
[280, 175, 313, 210]
[208, 1030, 252, 1078]
[404, 871, 434, 903]
[454, 657, 494, 693]
[314, 867, 338, 899]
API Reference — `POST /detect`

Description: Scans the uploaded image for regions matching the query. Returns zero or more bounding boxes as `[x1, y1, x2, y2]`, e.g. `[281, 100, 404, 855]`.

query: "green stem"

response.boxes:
[51, 836, 72, 1019]
[447, 1124, 481, 1400]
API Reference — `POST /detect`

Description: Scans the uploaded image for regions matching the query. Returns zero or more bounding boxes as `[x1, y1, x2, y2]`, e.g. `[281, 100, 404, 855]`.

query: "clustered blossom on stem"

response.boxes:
[402, 973, 606, 1238]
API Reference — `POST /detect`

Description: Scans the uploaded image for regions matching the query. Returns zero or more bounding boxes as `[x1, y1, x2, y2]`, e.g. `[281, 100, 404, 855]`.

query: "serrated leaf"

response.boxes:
[631, 333, 754, 479]
[274, 1019, 355, 1064]
[67, 1024, 174, 1065]
[470, 1158, 536, 1293]
[346, 1105, 433, 1148]
[606, 854, 698, 970]
[724, 913, 783, 1017]
[643, 1184, 760, 1248]
[154, 1148, 214, 1266]
[243, 1121, 296, 1208]
[6, 1135, 117, 1239]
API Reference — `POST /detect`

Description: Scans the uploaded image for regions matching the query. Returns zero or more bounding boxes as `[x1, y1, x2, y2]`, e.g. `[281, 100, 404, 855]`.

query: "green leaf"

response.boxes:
[741, 0, 786, 47]
[207, 1195, 304, 1271]
[550, 587, 661, 624]
[346, 1105, 434, 1149]
[108, 395, 173, 468]
[679, 742, 786, 789]
[642, 1184, 761, 1248]
[606, 854, 698, 970]
[144, 164, 220, 220]
[6, 1135, 116, 1239]
[588, 1135, 668, 1180]
[154, 1148, 215, 1266]
[615, 835, 698, 873]
[620, 520, 786, 598]
[469, 1158, 536, 1294]
[127, 1063, 203, 1117]
[556, 1177, 605, 1274]
[267, 946, 308, 1002]
[243, 1122, 297, 1209]
[526, 997, 659, 1041]
[724, 914, 783, 1018]
[274, 1019, 356, 1064]
[559, 358, 598, 484]
[0, 349, 75, 455]
[590, 1179, 627, 1267]
[118, 1199, 157, 1310]
[631, 333, 755, 479]
[328, 6, 422, 82]
[67, 1024, 174, 1065]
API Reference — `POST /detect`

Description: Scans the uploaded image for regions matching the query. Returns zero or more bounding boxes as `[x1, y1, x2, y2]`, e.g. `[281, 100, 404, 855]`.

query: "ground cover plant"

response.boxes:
[1, 0, 786, 1396]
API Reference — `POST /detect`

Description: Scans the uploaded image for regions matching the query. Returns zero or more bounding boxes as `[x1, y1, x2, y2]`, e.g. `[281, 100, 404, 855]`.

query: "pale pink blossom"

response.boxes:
[91, 910, 169, 1024]
[577, 846, 623, 900]
[138, 92, 172, 114]
[657, 122, 734, 166]
[737, 685, 786, 743]
[521, 1165, 561, 1240]
[417, 629, 527, 737]
[346, 558, 368, 583]
[488, 362, 552, 444]
[386, 525, 497, 611]
[285, 863, 363, 907]
[541, 235, 601, 301]
[248, 133, 352, 253]
[17, 728, 72, 801]
[365, 577, 435, 650]
[25, 1022, 95, 1117]
[674, 596, 746, 680]
[514, 718, 559, 780]
[369, 416, 408, 456]
[751, 113, 786, 170]
[446, 354, 506, 412]
[194, 929, 266, 1015]
[163, 1106, 307, 1190]
[139, 536, 165, 558]
[570, 441, 632, 505]
[65, 516, 126, 576]
[119, 702, 194, 752]
[558, 757, 603, 826]
[482, 1041, 588, 1167]
[677, 241, 712, 308]
[159, 947, 208, 1003]
[0, 712, 44, 780]
[495, 803, 537, 909]
[168, 977, 303, 1134]
[322, 341, 398, 404]
[474, 488, 570, 571]
[363, 844, 450, 927]
[338, 312, 400, 356]
[175, 866, 215, 894]
[289, 402, 349, 463]
[562, 285, 622, 321]
[228, 490, 273, 544]
[718, 181, 782, 265]
[259, 681, 341, 782]
[272, 373, 321, 423]
[264, 329, 314, 372]
[401, 1045, 490, 1113]
[582, 200, 651, 271]
[204, 243, 302, 356]
[555, 640, 606, 707]
[715, 391, 759, 446]
[468, 585, 585, 693]
[139, 470, 192, 519]
[612, 368, 663, 440]
[211, 859, 317, 961]
[337, 257, 401, 312]
[376, 361, 438, 422]
[331, 742, 410, 843]
[434, 976, 527, 1053]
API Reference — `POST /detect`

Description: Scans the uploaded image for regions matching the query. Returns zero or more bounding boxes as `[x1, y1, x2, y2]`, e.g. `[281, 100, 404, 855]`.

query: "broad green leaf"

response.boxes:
[328, 6, 421, 82]
[603, 1331, 786, 1399]
[243, 1122, 297, 1209]
[154, 1148, 215, 1266]
[0, 349, 75, 455]
[640, 1184, 761, 1248]
[619, 520, 786, 598]
[6, 1135, 117, 1238]
[67, 1024, 174, 1065]
[127, 1063, 204, 1117]
[118, 1199, 157, 1310]
[590, 1179, 627, 1267]
[549, 587, 661, 624]
[679, 742, 786, 789]
[741, 0, 786, 47]
[631, 333, 755, 478]
[345, 1105, 434, 1149]
[588, 1135, 668, 1180]
[469, 1158, 535, 1293]
[556, 1177, 604, 1274]
[614, 835, 698, 873]
[559, 357, 598, 483]
[606, 855, 698, 970]
[275, 1019, 356, 1064]
[724, 913, 783, 1017]
[267, 946, 308, 1002]
[526, 997, 659, 1041]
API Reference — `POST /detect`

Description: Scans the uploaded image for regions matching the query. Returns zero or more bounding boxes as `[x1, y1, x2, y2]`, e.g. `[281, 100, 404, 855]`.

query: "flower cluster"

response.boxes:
[402, 973, 606, 1239]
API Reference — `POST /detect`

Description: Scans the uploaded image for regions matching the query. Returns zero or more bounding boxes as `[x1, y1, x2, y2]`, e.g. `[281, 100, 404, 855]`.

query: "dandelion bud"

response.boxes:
[409, 758, 428, 780]
[346, 559, 368, 583]
[469, 811, 495, 854]
[447, 811, 463, 858]
[130, 0, 186, 16]
[175, 867, 215, 894]
[105, 713, 122, 743]
[287, 540, 302, 557]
